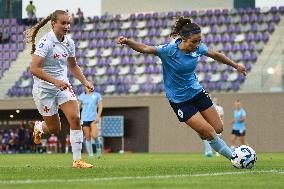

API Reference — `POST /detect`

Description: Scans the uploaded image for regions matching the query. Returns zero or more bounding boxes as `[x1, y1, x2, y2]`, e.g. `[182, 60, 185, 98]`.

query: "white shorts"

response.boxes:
[32, 85, 77, 116]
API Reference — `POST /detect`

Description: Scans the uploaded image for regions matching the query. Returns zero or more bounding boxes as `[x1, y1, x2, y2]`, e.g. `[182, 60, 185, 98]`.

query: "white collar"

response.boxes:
[48, 30, 68, 43]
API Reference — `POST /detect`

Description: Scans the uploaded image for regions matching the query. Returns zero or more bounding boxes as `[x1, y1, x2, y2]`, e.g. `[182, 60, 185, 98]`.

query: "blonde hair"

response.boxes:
[24, 10, 68, 54]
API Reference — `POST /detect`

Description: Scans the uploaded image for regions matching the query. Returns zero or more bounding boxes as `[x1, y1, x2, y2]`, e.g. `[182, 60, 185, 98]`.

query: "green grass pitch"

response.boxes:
[0, 153, 283, 189]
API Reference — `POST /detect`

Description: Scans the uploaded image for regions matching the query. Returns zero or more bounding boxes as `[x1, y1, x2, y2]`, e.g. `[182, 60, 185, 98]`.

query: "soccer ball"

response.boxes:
[231, 145, 257, 169]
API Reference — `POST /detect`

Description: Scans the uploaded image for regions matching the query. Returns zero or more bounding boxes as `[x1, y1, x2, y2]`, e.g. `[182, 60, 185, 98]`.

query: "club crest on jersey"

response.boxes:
[43, 106, 50, 113]
[38, 43, 44, 48]
[178, 109, 183, 118]
[64, 42, 69, 47]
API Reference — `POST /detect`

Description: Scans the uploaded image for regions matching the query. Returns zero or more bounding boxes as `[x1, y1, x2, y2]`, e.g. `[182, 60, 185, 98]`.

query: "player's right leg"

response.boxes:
[82, 123, 94, 157]
[203, 140, 213, 157]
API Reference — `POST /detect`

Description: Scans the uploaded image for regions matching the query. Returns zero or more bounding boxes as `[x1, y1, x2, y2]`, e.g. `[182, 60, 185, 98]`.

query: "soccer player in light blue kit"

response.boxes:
[116, 17, 247, 162]
[78, 81, 103, 158]
[230, 99, 247, 149]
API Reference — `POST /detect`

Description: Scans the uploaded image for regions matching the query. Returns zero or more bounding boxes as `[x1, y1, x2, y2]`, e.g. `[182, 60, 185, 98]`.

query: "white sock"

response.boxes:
[65, 147, 68, 153]
[35, 121, 44, 134]
[70, 130, 83, 161]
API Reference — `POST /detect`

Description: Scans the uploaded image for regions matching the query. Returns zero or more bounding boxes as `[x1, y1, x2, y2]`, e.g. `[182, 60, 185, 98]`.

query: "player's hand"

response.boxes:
[54, 80, 69, 91]
[84, 80, 94, 92]
[116, 36, 128, 45]
[236, 64, 247, 76]
[94, 117, 100, 124]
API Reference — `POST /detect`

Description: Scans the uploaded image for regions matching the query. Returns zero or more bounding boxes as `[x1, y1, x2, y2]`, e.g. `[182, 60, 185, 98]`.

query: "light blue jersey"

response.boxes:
[233, 108, 246, 131]
[78, 92, 102, 122]
[156, 39, 208, 103]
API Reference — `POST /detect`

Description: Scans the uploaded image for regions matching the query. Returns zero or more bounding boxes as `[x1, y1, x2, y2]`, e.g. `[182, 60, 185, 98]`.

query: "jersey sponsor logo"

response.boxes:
[38, 43, 44, 48]
[62, 52, 68, 57]
[53, 53, 60, 59]
[178, 109, 183, 119]
[43, 106, 50, 113]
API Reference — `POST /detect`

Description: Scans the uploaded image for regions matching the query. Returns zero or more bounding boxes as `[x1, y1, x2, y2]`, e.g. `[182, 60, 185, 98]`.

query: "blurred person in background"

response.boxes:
[78, 81, 103, 158]
[230, 99, 247, 149]
[48, 134, 58, 153]
[26, 1, 37, 25]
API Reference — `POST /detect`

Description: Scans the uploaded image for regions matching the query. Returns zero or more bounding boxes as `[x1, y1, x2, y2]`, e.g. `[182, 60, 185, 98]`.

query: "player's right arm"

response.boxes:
[30, 38, 69, 90]
[116, 36, 157, 55]
[30, 55, 69, 90]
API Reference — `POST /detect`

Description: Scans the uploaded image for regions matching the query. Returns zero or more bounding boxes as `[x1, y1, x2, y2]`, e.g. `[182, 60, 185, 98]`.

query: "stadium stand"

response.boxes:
[4, 7, 283, 97]
[0, 18, 26, 79]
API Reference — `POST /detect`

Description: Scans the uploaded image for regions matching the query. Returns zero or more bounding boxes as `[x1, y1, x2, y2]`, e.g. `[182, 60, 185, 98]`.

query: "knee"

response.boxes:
[49, 127, 61, 135]
[69, 114, 80, 124]
[201, 127, 216, 140]
[85, 135, 91, 141]
[215, 126, 223, 134]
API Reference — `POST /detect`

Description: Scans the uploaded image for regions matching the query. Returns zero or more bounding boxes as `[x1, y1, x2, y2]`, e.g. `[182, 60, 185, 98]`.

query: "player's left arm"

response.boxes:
[68, 57, 93, 90]
[95, 101, 103, 123]
[240, 110, 246, 122]
[207, 49, 247, 76]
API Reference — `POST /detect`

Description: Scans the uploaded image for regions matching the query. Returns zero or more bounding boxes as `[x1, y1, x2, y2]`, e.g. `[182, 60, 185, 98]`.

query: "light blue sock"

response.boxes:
[95, 139, 100, 150]
[85, 140, 93, 156]
[203, 140, 213, 154]
[209, 135, 232, 160]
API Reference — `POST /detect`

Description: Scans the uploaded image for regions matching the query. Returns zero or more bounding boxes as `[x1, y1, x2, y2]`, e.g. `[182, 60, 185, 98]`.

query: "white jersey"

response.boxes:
[214, 103, 224, 116]
[33, 30, 75, 90]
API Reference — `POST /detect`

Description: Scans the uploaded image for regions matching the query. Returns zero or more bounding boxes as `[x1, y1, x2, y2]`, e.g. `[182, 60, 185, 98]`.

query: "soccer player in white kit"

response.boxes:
[24, 10, 93, 168]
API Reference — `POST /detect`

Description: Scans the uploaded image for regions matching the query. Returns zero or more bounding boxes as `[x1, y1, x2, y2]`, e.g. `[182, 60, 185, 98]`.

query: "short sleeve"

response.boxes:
[219, 106, 224, 116]
[197, 43, 208, 56]
[241, 109, 246, 116]
[155, 43, 171, 58]
[34, 38, 51, 57]
[97, 93, 102, 102]
[68, 39, 76, 57]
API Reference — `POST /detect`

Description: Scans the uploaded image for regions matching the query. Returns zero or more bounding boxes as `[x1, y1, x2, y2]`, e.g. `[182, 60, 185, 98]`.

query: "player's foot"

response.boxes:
[96, 148, 102, 159]
[33, 121, 42, 144]
[72, 159, 94, 168]
[205, 151, 213, 157]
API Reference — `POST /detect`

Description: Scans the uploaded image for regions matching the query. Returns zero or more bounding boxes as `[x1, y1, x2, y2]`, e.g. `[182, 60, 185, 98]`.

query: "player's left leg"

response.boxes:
[82, 125, 94, 157]
[203, 140, 213, 157]
[240, 135, 247, 145]
[91, 121, 102, 158]
[60, 100, 93, 168]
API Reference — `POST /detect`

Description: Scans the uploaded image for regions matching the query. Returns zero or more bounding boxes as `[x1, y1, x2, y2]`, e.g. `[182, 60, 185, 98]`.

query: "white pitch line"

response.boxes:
[0, 170, 283, 185]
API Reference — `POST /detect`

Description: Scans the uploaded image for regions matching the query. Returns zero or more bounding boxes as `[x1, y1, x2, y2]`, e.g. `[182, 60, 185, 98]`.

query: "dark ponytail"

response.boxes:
[170, 17, 201, 39]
